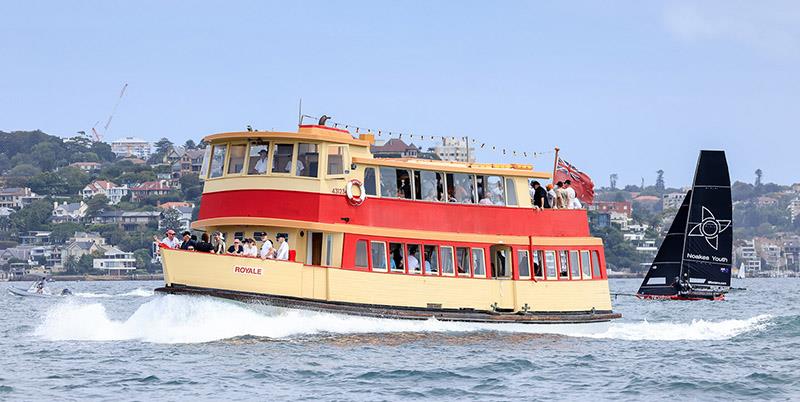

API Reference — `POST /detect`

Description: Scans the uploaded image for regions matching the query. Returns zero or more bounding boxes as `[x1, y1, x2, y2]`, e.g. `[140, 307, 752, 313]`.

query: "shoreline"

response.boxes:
[6, 274, 164, 282]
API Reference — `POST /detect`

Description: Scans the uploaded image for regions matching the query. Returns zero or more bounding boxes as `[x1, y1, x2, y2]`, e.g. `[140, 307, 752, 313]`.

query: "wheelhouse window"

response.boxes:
[389, 242, 404, 272]
[296, 143, 318, 178]
[472, 248, 486, 277]
[248, 143, 270, 175]
[569, 250, 580, 279]
[379, 167, 412, 199]
[208, 144, 227, 178]
[327, 145, 347, 175]
[199, 146, 211, 178]
[227, 144, 247, 175]
[371, 241, 387, 271]
[407, 244, 422, 274]
[272, 144, 294, 174]
[477, 175, 505, 205]
[558, 250, 570, 279]
[364, 167, 377, 196]
[456, 247, 470, 276]
[592, 251, 601, 278]
[414, 170, 444, 202]
[424, 245, 438, 274]
[441, 246, 455, 276]
[581, 250, 592, 279]
[355, 240, 368, 268]
[517, 250, 531, 279]
[533, 250, 544, 278]
[545, 250, 557, 279]
[447, 173, 474, 203]
[505, 178, 518, 206]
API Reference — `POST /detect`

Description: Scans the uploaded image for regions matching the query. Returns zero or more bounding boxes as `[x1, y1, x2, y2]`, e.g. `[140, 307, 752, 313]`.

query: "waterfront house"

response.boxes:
[130, 180, 174, 201]
[92, 246, 137, 275]
[81, 180, 130, 205]
[51, 201, 88, 223]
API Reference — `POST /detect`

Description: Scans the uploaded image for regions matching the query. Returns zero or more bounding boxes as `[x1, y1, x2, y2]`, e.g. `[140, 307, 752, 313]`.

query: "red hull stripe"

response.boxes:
[198, 189, 591, 237]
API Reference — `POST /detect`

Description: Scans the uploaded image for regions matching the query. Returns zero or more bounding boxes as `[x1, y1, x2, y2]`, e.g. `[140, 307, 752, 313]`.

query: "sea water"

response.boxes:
[0, 279, 797, 401]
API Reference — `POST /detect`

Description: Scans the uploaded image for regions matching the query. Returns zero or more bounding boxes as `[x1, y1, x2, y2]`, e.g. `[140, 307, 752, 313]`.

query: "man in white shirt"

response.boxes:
[563, 180, 582, 209]
[154, 229, 181, 249]
[259, 233, 274, 259]
[275, 234, 290, 260]
[253, 149, 268, 174]
[407, 251, 420, 273]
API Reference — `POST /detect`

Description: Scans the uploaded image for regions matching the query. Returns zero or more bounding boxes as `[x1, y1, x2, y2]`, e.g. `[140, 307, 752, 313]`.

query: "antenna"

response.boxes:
[298, 98, 303, 126]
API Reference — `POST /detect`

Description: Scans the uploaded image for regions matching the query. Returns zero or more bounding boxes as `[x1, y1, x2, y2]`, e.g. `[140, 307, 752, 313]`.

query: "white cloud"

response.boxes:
[663, 1, 800, 57]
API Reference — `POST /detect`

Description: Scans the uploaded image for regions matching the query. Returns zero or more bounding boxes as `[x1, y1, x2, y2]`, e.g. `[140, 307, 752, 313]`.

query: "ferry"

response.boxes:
[155, 121, 622, 324]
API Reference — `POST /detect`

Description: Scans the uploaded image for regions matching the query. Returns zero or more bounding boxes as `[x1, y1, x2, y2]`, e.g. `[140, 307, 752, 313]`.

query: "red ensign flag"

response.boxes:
[554, 158, 595, 205]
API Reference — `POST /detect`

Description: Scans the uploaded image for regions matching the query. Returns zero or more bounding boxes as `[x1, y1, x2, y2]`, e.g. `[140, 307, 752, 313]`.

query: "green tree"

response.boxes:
[160, 208, 182, 231]
[609, 173, 618, 190]
[148, 138, 174, 164]
[133, 248, 153, 270]
[755, 169, 763, 187]
[7, 163, 41, 177]
[63, 255, 79, 274]
[655, 170, 665, 192]
[85, 195, 110, 218]
[50, 222, 85, 243]
[184, 139, 196, 150]
[31, 141, 67, 171]
[10, 199, 53, 232]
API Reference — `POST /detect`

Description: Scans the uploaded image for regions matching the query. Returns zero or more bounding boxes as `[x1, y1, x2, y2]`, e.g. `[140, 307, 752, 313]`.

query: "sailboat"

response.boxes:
[737, 262, 746, 280]
[637, 150, 733, 300]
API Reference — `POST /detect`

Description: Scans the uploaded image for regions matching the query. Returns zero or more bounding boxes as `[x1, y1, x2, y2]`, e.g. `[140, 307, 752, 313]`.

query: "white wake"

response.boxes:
[73, 288, 155, 298]
[34, 295, 771, 344]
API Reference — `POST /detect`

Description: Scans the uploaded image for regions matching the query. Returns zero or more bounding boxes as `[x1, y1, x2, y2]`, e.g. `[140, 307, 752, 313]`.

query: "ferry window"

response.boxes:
[545, 250, 557, 279]
[327, 145, 347, 175]
[227, 144, 247, 175]
[247, 143, 270, 175]
[456, 247, 470, 276]
[441, 246, 455, 276]
[199, 146, 211, 178]
[558, 250, 570, 279]
[494, 248, 511, 278]
[407, 244, 422, 274]
[325, 234, 333, 266]
[389, 242, 405, 272]
[364, 167, 377, 196]
[447, 173, 475, 203]
[591, 251, 601, 278]
[477, 175, 505, 205]
[272, 143, 294, 174]
[581, 250, 592, 279]
[296, 143, 318, 178]
[472, 248, 486, 277]
[569, 250, 580, 279]
[234, 232, 244, 241]
[355, 240, 368, 268]
[371, 241, 387, 271]
[533, 250, 544, 278]
[505, 178, 518, 206]
[209, 144, 227, 178]
[379, 167, 397, 198]
[253, 231, 266, 240]
[424, 245, 439, 274]
[415, 170, 444, 202]
[517, 250, 531, 279]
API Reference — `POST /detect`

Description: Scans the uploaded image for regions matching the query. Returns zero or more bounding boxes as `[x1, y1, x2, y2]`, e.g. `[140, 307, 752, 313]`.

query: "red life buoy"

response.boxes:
[346, 179, 367, 206]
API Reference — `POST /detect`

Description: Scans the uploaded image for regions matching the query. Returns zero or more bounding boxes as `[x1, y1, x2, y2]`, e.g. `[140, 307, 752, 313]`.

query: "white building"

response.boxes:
[433, 137, 475, 162]
[788, 198, 800, 223]
[81, 180, 129, 205]
[51, 201, 88, 223]
[93, 246, 136, 275]
[0, 187, 40, 209]
[662, 192, 686, 210]
[111, 137, 151, 159]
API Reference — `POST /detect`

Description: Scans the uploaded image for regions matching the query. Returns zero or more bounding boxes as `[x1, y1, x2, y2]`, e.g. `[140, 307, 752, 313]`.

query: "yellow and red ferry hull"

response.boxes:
[156, 248, 621, 324]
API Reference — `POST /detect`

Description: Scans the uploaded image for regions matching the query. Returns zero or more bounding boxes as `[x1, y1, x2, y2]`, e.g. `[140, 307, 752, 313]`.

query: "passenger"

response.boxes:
[179, 231, 196, 250]
[253, 149, 269, 174]
[407, 246, 420, 273]
[546, 184, 557, 209]
[33, 277, 46, 294]
[194, 233, 214, 253]
[227, 238, 244, 255]
[491, 181, 505, 205]
[153, 229, 181, 249]
[275, 234, 290, 260]
[554, 181, 568, 209]
[284, 159, 305, 174]
[447, 188, 457, 203]
[259, 233, 275, 259]
[391, 247, 404, 270]
[212, 232, 226, 254]
[242, 238, 259, 257]
[479, 197, 493, 205]
[564, 180, 582, 209]
[530, 181, 550, 209]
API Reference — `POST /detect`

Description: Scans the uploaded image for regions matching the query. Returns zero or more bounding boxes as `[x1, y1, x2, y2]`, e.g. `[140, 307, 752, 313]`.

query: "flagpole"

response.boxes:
[551, 147, 560, 184]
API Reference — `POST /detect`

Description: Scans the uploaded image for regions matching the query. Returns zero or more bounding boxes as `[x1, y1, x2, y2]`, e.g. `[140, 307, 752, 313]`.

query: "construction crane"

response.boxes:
[94, 83, 128, 142]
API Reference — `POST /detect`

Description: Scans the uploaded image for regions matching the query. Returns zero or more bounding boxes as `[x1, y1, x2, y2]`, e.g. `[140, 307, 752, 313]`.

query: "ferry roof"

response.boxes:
[203, 125, 371, 147]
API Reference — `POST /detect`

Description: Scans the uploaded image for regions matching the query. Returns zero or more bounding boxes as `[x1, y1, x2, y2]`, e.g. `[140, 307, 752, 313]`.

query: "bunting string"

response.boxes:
[299, 114, 554, 160]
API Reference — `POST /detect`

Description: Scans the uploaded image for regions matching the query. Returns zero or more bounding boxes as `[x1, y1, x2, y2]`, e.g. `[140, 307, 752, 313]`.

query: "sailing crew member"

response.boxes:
[154, 229, 181, 249]
[253, 149, 268, 174]
[275, 234, 289, 260]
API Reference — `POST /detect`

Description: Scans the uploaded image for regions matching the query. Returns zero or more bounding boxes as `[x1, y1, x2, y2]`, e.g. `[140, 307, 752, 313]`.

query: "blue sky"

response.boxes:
[1, 1, 799, 187]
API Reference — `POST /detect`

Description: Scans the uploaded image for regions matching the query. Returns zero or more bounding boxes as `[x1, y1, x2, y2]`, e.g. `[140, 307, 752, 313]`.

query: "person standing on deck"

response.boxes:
[260, 233, 275, 259]
[154, 229, 181, 249]
[275, 234, 290, 260]
[253, 149, 269, 174]
[564, 180, 582, 209]
[530, 181, 550, 209]
[212, 232, 226, 254]
[554, 182, 568, 209]
[546, 184, 556, 209]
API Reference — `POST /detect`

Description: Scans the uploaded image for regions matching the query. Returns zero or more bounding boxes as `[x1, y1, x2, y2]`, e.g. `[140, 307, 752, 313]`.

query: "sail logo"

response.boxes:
[688, 206, 731, 250]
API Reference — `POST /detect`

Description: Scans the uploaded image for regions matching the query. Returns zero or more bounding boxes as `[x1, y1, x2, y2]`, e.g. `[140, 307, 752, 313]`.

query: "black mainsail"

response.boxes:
[637, 150, 732, 299]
